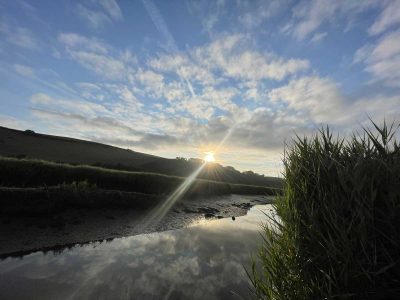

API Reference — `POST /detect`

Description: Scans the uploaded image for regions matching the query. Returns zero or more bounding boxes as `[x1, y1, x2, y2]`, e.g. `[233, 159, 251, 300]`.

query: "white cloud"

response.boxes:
[148, 53, 222, 86]
[162, 81, 187, 102]
[75, 4, 113, 29]
[176, 98, 215, 120]
[0, 114, 28, 130]
[200, 86, 240, 115]
[354, 29, 400, 87]
[76, 82, 102, 91]
[12, 64, 35, 76]
[119, 87, 137, 103]
[238, 0, 285, 29]
[353, 44, 374, 64]
[29, 93, 110, 115]
[0, 18, 40, 50]
[67, 49, 131, 80]
[244, 87, 267, 102]
[97, 0, 123, 21]
[39, 68, 60, 78]
[59, 32, 109, 54]
[103, 84, 142, 107]
[191, 34, 310, 81]
[202, 14, 218, 35]
[267, 75, 400, 127]
[135, 68, 164, 98]
[119, 49, 137, 64]
[268, 76, 345, 123]
[310, 32, 327, 43]
[58, 33, 133, 81]
[52, 47, 61, 59]
[288, 0, 379, 41]
[370, 30, 400, 61]
[56, 81, 77, 94]
[291, 0, 337, 41]
[16, 0, 36, 13]
[30, 93, 52, 105]
[368, 0, 400, 36]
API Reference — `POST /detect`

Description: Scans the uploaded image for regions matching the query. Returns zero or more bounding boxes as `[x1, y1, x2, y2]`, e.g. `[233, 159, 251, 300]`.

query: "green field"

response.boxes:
[0, 157, 279, 215]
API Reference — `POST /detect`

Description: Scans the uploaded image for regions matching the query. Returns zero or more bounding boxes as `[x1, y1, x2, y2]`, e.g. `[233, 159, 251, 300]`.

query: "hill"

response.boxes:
[0, 126, 163, 168]
[0, 126, 283, 188]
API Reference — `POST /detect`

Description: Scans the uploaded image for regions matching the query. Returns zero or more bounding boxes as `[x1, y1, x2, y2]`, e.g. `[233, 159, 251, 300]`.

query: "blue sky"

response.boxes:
[0, 0, 400, 176]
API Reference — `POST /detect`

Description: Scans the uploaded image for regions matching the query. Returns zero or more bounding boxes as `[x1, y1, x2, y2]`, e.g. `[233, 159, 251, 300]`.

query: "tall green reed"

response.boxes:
[248, 120, 400, 299]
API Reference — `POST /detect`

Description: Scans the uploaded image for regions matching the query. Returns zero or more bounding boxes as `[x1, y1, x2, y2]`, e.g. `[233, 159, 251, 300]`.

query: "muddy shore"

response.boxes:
[0, 194, 274, 258]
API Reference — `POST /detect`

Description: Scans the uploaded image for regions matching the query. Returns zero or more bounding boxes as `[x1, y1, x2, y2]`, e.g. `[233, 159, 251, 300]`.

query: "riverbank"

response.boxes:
[0, 194, 274, 258]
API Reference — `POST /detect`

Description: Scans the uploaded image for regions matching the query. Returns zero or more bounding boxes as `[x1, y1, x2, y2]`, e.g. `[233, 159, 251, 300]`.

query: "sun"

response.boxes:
[204, 154, 215, 162]
[204, 152, 215, 162]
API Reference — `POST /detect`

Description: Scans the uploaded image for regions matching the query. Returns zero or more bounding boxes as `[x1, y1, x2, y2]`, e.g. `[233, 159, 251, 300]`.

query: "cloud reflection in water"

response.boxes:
[0, 205, 273, 300]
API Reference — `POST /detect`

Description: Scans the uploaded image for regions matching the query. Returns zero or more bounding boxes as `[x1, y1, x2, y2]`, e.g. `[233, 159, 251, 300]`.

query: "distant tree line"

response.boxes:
[92, 157, 283, 188]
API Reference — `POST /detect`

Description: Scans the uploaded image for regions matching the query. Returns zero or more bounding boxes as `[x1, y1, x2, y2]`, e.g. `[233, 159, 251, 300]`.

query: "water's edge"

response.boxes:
[0, 194, 274, 259]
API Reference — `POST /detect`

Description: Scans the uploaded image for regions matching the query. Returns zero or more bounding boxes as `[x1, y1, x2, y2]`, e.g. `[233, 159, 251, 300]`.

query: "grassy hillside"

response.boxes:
[0, 156, 278, 196]
[0, 126, 283, 188]
[0, 126, 162, 167]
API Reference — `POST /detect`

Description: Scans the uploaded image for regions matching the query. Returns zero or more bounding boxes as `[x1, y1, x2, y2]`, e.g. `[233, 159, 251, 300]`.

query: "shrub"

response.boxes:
[24, 129, 36, 136]
[248, 120, 400, 299]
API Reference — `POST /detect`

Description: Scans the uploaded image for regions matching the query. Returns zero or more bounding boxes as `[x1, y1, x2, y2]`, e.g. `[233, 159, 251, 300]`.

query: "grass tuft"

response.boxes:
[248, 120, 400, 299]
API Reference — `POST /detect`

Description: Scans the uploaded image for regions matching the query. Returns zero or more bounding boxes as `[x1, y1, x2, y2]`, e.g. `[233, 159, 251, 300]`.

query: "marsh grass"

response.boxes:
[0, 185, 161, 215]
[248, 120, 400, 299]
[0, 156, 276, 195]
[0, 157, 278, 215]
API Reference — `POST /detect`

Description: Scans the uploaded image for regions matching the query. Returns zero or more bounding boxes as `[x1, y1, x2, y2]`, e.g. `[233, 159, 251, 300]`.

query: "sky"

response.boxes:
[0, 0, 400, 176]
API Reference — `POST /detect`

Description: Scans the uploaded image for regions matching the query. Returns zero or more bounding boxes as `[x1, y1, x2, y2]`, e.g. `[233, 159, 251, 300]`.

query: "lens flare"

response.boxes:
[144, 162, 206, 226]
[204, 154, 215, 162]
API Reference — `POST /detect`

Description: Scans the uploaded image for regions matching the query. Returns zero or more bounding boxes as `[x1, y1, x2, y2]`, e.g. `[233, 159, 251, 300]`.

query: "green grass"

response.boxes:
[0, 156, 278, 198]
[248, 120, 400, 299]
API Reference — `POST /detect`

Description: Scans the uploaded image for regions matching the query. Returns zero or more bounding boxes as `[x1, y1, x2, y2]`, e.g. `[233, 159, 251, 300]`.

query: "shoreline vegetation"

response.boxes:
[248, 120, 400, 299]
[0, 157, 280, 216]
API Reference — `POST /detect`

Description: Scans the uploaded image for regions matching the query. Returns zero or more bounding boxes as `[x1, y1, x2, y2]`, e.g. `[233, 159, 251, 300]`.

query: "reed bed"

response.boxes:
[248, 120, 400, 299]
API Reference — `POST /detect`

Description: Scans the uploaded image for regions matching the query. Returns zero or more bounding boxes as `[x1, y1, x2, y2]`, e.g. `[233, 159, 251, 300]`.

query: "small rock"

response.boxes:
[217, 216, 224, 219]
[183, 208, 197, 213]
[232, 216, 235, 221]
[204, 213, 214, 218]
[106, 215, 116, 220]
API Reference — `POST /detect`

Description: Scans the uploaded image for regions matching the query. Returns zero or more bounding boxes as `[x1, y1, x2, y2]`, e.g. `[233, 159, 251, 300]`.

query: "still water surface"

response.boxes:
[0, 205, 273, 300]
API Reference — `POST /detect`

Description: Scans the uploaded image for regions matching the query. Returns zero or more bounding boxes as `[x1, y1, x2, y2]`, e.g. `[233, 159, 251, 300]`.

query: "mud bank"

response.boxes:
[0, 194, 274, 258]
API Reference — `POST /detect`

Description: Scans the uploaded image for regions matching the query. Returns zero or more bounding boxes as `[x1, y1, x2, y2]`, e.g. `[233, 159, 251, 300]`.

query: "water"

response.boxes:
[0, 205, 274, 300]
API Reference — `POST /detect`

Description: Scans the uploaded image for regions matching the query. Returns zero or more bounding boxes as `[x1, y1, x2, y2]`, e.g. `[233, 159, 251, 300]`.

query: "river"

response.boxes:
[0, 204, 274, 300]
